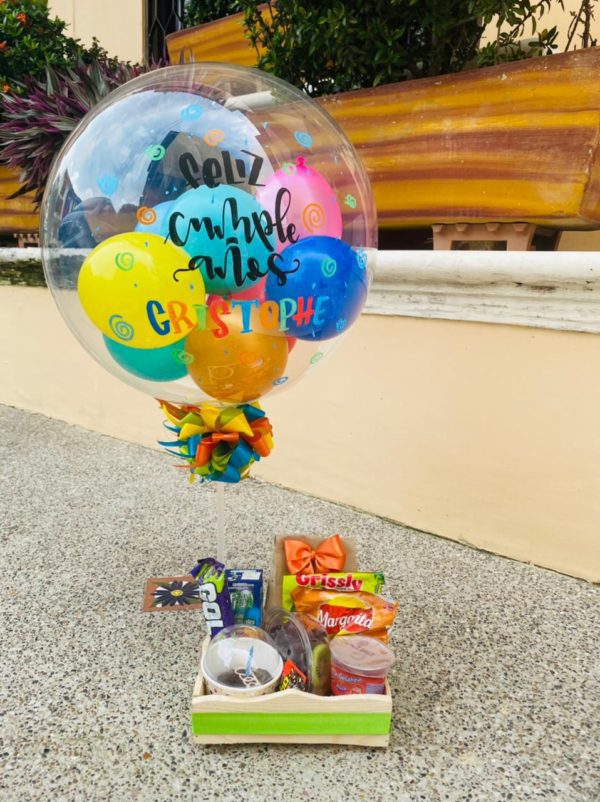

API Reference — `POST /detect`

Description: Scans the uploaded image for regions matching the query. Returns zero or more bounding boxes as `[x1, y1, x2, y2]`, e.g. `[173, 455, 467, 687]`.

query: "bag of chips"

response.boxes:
[291, 587, 398, 642]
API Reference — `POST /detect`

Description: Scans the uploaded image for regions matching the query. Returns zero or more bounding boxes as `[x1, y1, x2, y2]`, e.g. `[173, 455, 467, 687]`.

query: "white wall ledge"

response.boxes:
[4, 247, 600, 334]
[369, 250, 600, 333]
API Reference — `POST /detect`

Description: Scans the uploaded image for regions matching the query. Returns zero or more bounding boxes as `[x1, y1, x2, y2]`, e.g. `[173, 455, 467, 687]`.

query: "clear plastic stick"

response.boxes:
[215, 481, 226, 564]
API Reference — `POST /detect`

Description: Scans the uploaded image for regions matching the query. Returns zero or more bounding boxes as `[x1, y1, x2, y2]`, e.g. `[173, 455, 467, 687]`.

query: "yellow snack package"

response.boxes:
[281, 572, 385, 612]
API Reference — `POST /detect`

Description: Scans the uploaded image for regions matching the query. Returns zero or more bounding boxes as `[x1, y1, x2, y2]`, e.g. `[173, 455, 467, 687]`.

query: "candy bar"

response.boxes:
[190, 557, 235, 638]
[277, 658, 309, 692]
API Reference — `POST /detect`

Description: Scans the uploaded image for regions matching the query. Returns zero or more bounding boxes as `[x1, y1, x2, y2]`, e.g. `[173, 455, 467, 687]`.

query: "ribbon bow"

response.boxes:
[158, 401, 273, 483]
[284, 534, 346, 575]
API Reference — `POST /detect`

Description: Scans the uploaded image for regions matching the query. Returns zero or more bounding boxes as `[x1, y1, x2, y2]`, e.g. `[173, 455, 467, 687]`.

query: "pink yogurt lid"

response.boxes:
[330, 635, 394, 677]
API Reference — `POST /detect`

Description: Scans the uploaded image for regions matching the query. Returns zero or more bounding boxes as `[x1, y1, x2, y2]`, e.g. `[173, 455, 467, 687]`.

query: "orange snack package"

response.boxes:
[291, 587, 398, 642]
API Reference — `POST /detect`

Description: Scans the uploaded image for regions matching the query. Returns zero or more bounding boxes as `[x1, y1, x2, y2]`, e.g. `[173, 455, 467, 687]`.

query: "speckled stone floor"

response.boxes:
[1, 404, 599, 802]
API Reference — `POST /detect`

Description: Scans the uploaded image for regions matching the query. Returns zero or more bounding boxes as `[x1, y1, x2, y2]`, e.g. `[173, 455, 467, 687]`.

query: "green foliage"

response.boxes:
[185, 0, 246, 27]
[241, 0, 563, 98]
[475, 0, 562, 67]
[0, 0, 86, 93]
[0, 58, 156, 205]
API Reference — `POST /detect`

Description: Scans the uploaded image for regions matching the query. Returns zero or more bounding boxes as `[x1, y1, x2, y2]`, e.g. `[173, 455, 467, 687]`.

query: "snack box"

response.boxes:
[191, 636, 392, 745]
[191, 535, 393, 747]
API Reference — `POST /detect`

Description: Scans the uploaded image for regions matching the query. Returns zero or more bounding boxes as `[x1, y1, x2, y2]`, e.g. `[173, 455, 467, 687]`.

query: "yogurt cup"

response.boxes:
[202, 625, 283, 697]
[329, 635, 394, 695]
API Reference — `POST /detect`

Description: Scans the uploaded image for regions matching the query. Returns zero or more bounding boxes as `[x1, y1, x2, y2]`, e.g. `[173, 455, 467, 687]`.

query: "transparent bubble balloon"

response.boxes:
[41, 63, 377, 405]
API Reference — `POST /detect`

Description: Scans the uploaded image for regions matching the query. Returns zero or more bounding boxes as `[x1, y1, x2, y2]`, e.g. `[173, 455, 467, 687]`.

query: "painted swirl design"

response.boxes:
[136, 207, 157, 226]
[294, 130, 313, 148]
[204, 129, 225, 147]
[172, 349, 195, 366]
[181, 104, 202, 121]
[302, 203, 326, 233]
[321, 257, 337, 278]
[238, 351, 264, 368]
[145, 144, 165, 161]
[114, 252, 135, 271]
[109, 315, 134, 342]
[356, 248, 368, 270]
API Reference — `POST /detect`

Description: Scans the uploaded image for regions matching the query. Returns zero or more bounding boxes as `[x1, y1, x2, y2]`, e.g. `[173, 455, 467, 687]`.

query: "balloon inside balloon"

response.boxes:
[103, 335, 190, 382]
[77, 232, 205, 349]
[164, 185, 276, 295]
[185, 310, 289, 404]
[40, 63, 376, 405]
[265, 237, 368, 340]
[256, 157, 343, 250]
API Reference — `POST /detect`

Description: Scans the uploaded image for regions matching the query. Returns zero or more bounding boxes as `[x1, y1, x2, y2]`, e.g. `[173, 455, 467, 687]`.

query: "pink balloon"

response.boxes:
[230, 277, 267, 302]
[257, 157, 342, 252]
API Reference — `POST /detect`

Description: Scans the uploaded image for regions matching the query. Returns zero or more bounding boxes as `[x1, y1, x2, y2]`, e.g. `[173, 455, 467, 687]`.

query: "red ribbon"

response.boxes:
[284, 534, 346, 575]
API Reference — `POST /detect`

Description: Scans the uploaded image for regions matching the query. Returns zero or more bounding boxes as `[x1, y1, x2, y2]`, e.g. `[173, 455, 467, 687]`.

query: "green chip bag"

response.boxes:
[282, 572, 385, 611]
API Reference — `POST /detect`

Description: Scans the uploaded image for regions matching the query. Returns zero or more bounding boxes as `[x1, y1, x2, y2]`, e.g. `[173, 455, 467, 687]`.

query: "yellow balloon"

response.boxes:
[185, 311, 289, 403]
[77, 233, 205, 348]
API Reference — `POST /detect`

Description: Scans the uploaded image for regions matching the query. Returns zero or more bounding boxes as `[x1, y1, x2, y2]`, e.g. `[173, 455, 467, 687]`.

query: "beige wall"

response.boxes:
[49, 0, 144, 63]
[2, 286, 599, 582]
[484, 0, 600, 50]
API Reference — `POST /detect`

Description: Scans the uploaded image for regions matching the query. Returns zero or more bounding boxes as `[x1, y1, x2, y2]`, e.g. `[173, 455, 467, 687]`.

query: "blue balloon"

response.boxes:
[134, 200, 173, 236]
[265, 236, 368, 340]
[104, 336, 189, 382]
[164, 185, 275, 295]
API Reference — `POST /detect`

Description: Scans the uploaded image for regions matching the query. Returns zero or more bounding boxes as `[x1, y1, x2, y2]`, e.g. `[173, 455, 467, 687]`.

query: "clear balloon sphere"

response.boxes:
[41, 64, 377, 405]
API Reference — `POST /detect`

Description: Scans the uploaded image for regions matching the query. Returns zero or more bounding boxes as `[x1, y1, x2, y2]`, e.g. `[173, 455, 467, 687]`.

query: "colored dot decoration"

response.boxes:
[302, 203, 326, 233]
[145, 144, 165, 161]
[114, 252, 135, 271]
[294, 130, 313, 148]
[238, 351, 264, 368]
[136, 207, 157, 226]
[204, 129, 225, 146]
[344, 194, 357, 209]
[181, 104, 202, 121]
[96, 174, 118, 195]
[109, 314, 134, 341]
[172, 350, 195, 366]
[321, 257, 337, 278]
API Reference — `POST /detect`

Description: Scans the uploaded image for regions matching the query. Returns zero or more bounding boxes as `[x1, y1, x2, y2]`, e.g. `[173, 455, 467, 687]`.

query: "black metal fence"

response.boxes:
[146, 0, 185, 62]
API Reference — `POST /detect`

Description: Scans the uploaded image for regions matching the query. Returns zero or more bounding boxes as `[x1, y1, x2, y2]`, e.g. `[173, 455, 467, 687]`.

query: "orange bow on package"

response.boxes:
[284, 534, 346, 575]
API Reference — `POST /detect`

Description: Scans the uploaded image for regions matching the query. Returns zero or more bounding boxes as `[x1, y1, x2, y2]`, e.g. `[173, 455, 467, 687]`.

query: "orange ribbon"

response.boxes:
[284, 534, 346, 575]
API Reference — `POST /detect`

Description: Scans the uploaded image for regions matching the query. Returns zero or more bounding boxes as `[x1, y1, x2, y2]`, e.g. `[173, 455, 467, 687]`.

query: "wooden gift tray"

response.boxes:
[190, 535, 393, 747]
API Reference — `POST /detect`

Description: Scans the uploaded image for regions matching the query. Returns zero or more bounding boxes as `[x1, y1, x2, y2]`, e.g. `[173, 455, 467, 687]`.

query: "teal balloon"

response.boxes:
[104, 336, 189, 382]
[164, 185, 275, 295]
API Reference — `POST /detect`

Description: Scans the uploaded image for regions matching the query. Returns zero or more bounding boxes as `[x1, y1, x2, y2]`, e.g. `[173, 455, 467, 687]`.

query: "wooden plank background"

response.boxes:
[168, 19, 600, 231]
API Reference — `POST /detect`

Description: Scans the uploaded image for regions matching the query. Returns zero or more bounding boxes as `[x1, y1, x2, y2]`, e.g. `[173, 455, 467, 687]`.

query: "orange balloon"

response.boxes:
[185, 311, 288, 403]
